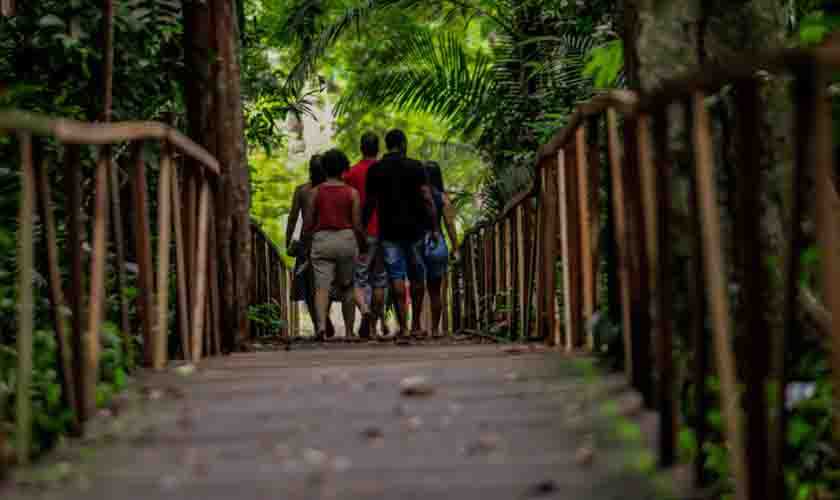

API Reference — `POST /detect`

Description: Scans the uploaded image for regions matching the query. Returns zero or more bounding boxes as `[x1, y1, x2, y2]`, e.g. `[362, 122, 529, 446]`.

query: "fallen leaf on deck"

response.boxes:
[400, 376, 435, 397]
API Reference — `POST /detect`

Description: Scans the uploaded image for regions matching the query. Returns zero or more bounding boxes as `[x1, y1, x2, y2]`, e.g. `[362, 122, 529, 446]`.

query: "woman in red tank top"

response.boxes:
[303, 149, 367, 340]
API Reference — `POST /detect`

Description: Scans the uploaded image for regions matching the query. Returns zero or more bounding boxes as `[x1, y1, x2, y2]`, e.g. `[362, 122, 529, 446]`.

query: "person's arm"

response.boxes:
[350, 189, 367, 252]
[302, 186, 318, 248]
[421, 184, 440, 235]
[286, 185, 303, 253]
[441, 193, 459, 252]
[362, 167, 376, 228]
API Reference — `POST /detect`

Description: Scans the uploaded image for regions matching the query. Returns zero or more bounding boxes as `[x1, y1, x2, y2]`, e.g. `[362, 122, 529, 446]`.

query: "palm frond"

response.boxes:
[334, 31, 496, 141]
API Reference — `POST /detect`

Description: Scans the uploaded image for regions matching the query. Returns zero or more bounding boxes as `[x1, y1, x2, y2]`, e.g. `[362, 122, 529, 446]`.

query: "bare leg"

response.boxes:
[341, 287, 356, 336]
[372, 286, 385, 332]
[391, 279, 409, 334]
[410, 280, 426, 333]
[427, 278, 443, 336]
[315, 287, 330, 338]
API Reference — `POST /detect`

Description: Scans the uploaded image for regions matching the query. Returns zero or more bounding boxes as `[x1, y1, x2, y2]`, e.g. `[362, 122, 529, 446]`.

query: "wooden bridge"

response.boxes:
[5, 46, 840, 500]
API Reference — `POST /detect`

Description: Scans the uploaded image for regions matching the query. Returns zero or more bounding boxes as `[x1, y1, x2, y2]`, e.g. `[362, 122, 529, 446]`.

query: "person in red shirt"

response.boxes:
[343, 132, 389, 339]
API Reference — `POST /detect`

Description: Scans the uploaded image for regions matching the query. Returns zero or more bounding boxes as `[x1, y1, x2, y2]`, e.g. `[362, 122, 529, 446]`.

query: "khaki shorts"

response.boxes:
[311, 229, 358, 292]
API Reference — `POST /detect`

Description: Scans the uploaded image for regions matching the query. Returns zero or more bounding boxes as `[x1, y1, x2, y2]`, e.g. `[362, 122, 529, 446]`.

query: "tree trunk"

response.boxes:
[182, 0, 251, 352]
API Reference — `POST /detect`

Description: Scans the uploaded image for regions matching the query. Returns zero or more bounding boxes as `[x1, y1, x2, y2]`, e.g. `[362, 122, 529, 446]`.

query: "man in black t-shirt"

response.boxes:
[364, 129, 440, 337]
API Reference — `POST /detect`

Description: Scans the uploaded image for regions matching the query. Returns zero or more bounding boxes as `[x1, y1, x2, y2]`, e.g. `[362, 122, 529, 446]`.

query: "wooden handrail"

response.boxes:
[0, 110, 220, 175]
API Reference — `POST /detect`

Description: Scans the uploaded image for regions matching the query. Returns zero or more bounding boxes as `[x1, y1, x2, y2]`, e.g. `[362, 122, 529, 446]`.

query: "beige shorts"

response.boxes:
[310, 229, 359, 291]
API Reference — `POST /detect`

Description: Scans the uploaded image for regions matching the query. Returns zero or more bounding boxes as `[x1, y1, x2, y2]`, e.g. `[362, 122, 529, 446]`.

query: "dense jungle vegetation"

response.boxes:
[2, 1, 840, 499]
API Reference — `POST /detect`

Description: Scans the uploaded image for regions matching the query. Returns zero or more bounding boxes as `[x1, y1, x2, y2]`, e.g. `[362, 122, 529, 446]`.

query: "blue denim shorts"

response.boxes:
[382, 239, 426, 282]
[424, 234, 449, 281]
[354, 236, 389, 289]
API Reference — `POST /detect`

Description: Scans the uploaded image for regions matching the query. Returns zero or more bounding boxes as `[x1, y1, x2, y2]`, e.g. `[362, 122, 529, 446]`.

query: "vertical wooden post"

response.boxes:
[575, 127, 594, 348]
[542, 158, 559, 343]
[65, 145, 87, 424]
[191, 177, 211, 363]
[607, 109, 633, 380]
[154, 142, 173, 370]
[558, 150, 572, 350]
[516, 205, 527, 340]
[131, 143, 155, 368]
[811, 65, 840, 443]
[587, 117, 602, 323]
[34, 153, 77, 420]
[107, 155, 132, 364]
[84, 150, 111, 414]
[504, 217, 513, 333]
[732, 78, 771, 496]
[683, 98, 710, 487]
[495, 221, 502, 322]
[172, 166, 191, 360]
[208, 201, 222, 353]
[16, 132, 35, 465]
[652, 109, 676, 467]
[623, 115, 653, 406]
[564, 145, 583, 349]
[691, 91, 748, 500]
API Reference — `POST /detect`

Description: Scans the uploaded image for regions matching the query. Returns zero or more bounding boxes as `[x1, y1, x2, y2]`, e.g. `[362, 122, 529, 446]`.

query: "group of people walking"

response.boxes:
[286, 129, 459, 340]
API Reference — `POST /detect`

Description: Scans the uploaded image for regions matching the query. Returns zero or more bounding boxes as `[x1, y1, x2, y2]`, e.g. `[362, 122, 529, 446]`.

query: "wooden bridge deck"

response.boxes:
[5, 343, 683, 500]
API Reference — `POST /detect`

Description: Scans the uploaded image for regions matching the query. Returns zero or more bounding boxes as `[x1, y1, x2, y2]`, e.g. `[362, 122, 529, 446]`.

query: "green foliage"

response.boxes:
[798, 10, 840, 45]
[248, 303, 287, 336]
[583, 39, 624, 88]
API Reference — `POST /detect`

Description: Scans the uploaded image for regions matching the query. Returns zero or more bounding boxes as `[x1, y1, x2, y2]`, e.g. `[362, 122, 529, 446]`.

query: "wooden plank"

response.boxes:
[34, 150, 77, 422]
[575, 126, 594, 348]
[184, 169, 197, 323]
[652, 109, 676, 467]
[691, 91, 748, 500]
[131, 143, 155, 369]
[84, 149, 111, 415]
[16, 132, 35, 464]
[154, 142, 173, 370]
[606, 109, 633, 381]
[191, 177, 211, 363]
[171, 165, 191, 360]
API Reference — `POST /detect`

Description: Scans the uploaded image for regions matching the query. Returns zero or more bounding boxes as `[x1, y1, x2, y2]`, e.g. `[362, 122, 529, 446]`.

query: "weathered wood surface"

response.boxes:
[4, 344, 685, 500]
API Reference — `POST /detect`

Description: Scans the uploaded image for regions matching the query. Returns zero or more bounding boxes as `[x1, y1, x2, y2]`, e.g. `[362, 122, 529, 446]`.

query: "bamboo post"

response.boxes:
[558, 149, 572, 349]
[171, 166, 191, 360]
[504, 217, 513, 332]
[154, 142, 173, 370]
[16, 132, 35, 465]
[681, 97, 711, 487]
[191, 177, 211, 363]
[575, 127, 594, 347]
[64, 145, 87, 424]
[516, 205, 527, 340]
[811, 65, 840, 444]
[107, 154, 132, 365]
[495, 222, 502, 321]
[563, 145, 583, 349]
[209, 202, 222, 353]
[84, 150, 111, 415]
[131, 143, 155, 368]
[607, 109, 634, 384]
[691, 91, 748, 500]
[652, 110, 677, 467]
[34, 153, 77, 420]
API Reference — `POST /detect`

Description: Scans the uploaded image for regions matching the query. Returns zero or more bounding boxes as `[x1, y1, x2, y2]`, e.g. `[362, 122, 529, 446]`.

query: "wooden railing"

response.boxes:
[249, 221, 299, 338]
[452, 48, 840, 500]
[3, 110, 224, 465]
